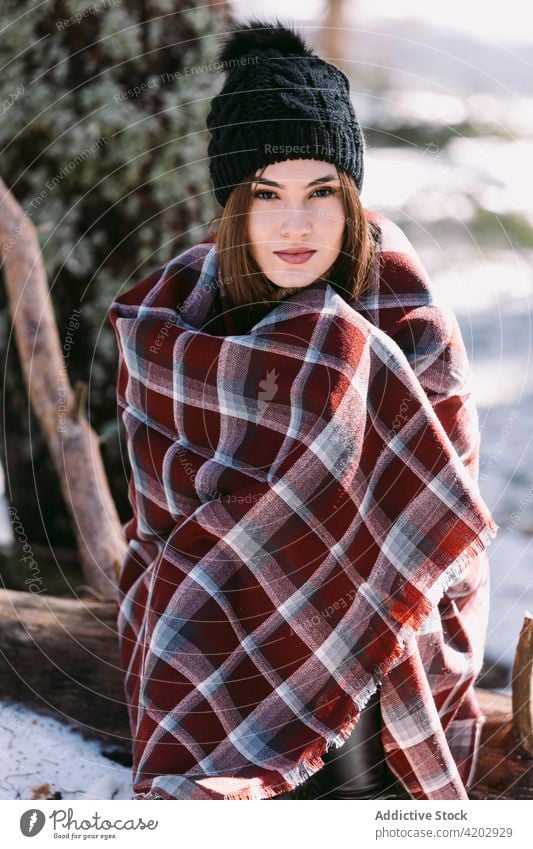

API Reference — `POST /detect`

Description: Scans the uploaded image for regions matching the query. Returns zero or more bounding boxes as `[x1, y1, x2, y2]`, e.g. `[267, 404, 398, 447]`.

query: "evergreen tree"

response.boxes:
[0, 0, 225, 548]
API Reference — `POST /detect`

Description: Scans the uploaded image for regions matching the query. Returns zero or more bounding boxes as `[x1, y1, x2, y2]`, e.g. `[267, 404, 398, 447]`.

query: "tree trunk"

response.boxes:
[0, 177, 126, 598]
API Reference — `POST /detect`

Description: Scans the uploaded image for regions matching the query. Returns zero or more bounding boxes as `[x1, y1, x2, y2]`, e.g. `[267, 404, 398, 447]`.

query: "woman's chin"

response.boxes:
[268, 275, 314, 291]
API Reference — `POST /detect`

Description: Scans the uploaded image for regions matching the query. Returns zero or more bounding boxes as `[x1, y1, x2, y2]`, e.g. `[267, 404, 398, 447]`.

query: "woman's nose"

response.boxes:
[280, 207, 312, 236]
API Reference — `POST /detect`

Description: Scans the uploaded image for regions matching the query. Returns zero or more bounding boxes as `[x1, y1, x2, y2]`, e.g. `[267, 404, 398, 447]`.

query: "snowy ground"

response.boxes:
[0, 701, 132, 801]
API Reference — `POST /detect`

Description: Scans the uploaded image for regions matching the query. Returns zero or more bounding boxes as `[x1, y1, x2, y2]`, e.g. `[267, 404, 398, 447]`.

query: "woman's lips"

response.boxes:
[274, 250, 316, 265]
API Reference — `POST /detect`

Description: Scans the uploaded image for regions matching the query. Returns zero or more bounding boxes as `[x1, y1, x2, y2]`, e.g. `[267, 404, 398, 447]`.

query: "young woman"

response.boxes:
[108, 19, 498, 801]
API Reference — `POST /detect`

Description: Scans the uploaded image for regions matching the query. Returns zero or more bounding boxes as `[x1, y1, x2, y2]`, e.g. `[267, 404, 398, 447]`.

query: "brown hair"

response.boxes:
[208, 165, 381, 333]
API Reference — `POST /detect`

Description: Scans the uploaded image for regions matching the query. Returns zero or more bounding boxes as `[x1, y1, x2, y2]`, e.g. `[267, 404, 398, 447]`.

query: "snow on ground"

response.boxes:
[484, 529, 533, 672]
[431, 255, 533, 682]
[0, 700, 131, 801]
[363, 142, 533, 226]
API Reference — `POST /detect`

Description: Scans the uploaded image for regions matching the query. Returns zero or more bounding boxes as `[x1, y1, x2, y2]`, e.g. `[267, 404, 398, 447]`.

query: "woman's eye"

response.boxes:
[313, 187, 337, 198]
[253, 187, 337, 201]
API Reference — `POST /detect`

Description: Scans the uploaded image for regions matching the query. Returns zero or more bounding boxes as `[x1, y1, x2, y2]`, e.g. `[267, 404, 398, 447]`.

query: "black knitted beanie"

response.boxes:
[205, 18, 366, 208]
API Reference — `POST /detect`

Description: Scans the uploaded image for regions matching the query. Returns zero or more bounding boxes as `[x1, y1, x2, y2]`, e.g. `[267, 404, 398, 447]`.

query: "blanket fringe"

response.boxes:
[155, 521, 499, 802]
[222, 752, 328, 800]
[370, 520, 498, 689]
[223, 519, 498, 801]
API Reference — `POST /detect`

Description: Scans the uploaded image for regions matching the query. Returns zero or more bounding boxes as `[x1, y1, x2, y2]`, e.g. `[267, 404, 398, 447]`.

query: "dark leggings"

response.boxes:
[273, 690, 388, 799]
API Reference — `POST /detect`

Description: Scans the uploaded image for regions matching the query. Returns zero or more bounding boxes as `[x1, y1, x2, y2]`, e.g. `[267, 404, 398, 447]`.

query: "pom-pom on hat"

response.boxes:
[205, 18, 366, 208]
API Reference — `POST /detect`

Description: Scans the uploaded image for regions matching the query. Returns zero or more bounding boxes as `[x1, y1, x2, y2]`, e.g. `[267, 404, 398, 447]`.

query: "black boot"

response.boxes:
[313, 690, 388, 799]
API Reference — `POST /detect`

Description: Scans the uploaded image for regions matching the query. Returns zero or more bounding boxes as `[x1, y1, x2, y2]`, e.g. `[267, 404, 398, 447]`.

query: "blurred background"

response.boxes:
[0, 0, 531, 799]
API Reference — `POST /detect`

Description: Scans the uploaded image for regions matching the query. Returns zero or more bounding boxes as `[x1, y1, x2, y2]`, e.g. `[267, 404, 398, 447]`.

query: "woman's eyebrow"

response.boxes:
[252, 174, 339, 189]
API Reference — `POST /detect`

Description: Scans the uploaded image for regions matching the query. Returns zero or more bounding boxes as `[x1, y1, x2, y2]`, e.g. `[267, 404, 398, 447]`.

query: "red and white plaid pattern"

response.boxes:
[108, 210, 498, 800]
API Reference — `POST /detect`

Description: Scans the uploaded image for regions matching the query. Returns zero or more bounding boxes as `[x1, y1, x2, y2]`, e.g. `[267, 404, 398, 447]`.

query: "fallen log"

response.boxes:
[0, 587, 531, 797]
[469, 613, 533, 799]
[470, 689, 533, 799]
[512, 613, 533, 756]
[0, 588, 130, 751]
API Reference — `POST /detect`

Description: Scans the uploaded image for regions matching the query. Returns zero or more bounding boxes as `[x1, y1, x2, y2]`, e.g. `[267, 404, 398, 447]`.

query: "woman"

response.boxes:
[108, 19, 498, 801]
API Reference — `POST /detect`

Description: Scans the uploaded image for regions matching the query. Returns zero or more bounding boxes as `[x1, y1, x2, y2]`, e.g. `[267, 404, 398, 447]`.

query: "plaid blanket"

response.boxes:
[108, 210, 498, 801]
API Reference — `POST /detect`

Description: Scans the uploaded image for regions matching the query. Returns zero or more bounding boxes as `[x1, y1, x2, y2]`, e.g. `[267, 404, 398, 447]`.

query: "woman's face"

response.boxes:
[247, 159, 345, 291]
